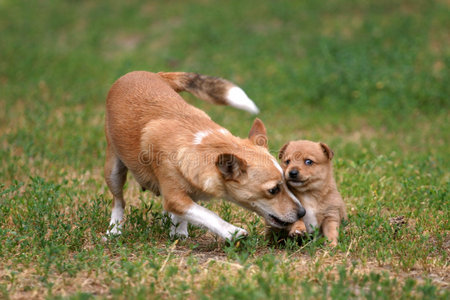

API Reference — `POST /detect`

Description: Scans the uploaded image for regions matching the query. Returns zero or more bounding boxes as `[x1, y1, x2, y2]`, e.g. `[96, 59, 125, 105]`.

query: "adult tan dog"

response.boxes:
[104, 71, 305, 240]
[278, 140, 347, 246]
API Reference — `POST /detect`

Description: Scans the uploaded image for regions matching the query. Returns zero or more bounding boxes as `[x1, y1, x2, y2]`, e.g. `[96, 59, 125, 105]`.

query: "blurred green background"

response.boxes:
[1, 0, 448, 174]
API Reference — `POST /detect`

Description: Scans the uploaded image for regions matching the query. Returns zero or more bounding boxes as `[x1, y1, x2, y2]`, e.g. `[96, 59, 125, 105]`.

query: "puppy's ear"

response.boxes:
[216, 153, 248, 181]
[248, 118, 268, 148]
[278, 142, 290, 160]
[320, 142, 334, 160]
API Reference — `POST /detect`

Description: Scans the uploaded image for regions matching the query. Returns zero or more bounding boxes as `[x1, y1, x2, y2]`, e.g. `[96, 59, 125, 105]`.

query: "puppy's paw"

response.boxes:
[288, 220, 307, 237]
[328, 240, 338, 247]
[289, 229, 307, 237]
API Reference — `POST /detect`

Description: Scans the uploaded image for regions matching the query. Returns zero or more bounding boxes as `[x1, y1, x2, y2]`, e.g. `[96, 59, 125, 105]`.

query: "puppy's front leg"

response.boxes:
[288, 219, 307, 237]
[322, 218, 340, 247]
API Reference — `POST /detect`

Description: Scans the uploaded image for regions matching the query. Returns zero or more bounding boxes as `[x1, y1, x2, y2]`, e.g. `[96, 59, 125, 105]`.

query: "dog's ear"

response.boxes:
[278, 142, 290, 160]
[320, 142, 334, 160]
[248, 118, 268, 148]
[216, 153, 248, 181]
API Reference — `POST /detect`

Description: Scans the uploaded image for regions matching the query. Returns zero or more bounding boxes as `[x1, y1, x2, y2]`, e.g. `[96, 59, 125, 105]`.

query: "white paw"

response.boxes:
[235, 228, 248, 237]
[170, 227, 189, 239]
[169, 215, 188, 239]
[106, 223, 122, 236]
[225, 227, 248, 241]
[103, 227, 121, 242]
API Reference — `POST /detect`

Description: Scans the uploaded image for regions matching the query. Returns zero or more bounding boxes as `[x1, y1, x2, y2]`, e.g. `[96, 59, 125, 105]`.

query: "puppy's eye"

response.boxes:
[285, 159, 290, 165]
[268, 185, 280, 195]
[304, 159, 314, 166]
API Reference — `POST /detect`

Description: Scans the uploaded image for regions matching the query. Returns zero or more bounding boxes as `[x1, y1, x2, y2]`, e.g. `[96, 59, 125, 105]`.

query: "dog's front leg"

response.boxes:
[169, 213, 188, 239]
[161, 180, 247, 241]
[180, 202, 248, 241]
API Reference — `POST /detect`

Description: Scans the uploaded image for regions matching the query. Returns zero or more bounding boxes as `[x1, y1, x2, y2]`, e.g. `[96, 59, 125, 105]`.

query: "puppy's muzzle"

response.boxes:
[289, 168, 299, 178]
[286, 168, 309, 187]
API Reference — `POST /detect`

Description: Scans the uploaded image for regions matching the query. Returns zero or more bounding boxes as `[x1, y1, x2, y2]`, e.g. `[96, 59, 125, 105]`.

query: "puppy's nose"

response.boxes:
[289, 169, 299, 178]
[297, 207, 306, 219]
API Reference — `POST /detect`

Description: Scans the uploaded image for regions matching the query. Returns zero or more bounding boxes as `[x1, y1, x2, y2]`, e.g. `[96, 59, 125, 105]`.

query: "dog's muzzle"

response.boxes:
[268, 214, 294, 228]
[297, 206, 306, 219]
[267, 206, 306, 228]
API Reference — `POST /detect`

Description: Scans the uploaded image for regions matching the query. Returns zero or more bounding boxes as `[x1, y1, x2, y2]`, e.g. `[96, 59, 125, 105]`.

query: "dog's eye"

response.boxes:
[268, 185, 280, 195]
[285, 159, 290, 165]
[304, 159, 314, 166]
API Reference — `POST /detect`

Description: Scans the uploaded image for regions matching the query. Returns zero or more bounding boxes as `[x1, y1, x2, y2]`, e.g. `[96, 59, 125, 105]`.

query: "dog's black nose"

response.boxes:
[297, 207, 306, 219]
[289, 169, 299, 178]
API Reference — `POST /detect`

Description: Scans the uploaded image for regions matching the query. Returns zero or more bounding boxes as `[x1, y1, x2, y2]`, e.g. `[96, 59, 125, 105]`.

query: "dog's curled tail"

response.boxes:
[158, 72, 259, 114]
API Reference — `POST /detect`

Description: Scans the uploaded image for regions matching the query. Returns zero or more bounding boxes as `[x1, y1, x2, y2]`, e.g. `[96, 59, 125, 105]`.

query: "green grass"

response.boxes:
[0, 0, 449, 298]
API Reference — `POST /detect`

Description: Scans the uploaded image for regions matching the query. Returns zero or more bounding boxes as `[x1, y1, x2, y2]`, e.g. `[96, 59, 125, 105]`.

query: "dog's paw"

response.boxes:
[169, 230, 189, 239]
[102, 224, 123, 241]
[225, 227, 248, 242]
[224, 227, 248, 246]
[102, 229, 121, 242]
[106, 226, 122, 236]
[235, 228, 248, 238]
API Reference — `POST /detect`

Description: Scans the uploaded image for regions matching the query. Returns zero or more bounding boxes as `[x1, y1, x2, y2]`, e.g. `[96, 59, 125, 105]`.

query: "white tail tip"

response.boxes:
[226, 87, 259, 114]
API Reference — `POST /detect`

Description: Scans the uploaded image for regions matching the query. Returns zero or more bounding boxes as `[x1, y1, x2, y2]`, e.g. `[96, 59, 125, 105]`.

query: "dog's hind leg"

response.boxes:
[104, 146, 128, 236]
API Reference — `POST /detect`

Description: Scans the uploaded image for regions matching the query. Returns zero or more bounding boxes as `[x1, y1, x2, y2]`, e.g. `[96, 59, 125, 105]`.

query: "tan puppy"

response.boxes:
[278, 140, 347, 246]
[104, 71, 305, 241]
